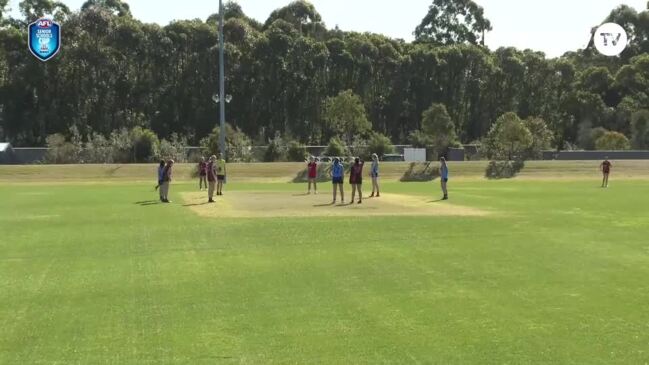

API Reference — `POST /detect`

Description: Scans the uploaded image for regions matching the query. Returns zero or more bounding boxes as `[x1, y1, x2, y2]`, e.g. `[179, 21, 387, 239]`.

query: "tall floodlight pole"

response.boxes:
[218, 0, 226, 159]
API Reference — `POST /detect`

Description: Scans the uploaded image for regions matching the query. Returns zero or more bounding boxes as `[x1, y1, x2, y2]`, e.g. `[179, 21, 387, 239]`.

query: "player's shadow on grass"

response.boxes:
[183, 202, 210, 207]
[428, 199, 444, 203]
[313, 202, 335, 207]
[135, 200, 161, 206]
[335, 202, 355, 207]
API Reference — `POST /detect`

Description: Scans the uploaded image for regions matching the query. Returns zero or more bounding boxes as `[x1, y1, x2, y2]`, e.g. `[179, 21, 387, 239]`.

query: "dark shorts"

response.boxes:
[217, 175, 226, 181]
[332, 177, 343, 184]
[442, 178, 449, 183]
[350, 178, 362, 185]
[308, 175, 317, 179]
[371, 173, 378, 178]
[200, 171, 207, 176]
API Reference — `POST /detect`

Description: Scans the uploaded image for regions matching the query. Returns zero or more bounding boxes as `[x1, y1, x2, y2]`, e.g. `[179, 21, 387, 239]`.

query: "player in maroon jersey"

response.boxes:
[198, 157, 208, 190]
[349, 157, 365, 204]
[600, 157, 612, 188]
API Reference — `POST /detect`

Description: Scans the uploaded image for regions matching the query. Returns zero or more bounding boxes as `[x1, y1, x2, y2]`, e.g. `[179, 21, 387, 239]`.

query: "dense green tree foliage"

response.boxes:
[286, 140, 308, 161]
[324, 137, 348, 157]
[0, 0, 7, 17]
[524, 117, 554, 159]
[421, 103, 457, 154]
[483, 112, 532, 160]
[631, 109, 649, 148]
[19, 0, 69, 22]
[200, 123, 253, 162]
[1, 0, 649, 155]
[415, 0, 491, 45]
[366, 132, 395, 158]
[81, 0, 130, 17]
[322, 89, 371, 145]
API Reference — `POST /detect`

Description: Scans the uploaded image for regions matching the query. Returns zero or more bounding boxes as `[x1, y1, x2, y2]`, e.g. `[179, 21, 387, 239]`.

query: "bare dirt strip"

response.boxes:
[181, 191, 489, 219]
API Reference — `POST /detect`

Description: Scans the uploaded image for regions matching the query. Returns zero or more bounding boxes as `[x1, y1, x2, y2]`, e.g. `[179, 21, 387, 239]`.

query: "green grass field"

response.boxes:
[1, 162, 649, 364]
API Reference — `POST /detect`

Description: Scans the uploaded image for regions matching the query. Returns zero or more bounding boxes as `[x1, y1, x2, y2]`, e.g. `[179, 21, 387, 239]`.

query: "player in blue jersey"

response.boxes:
[155, 160, 165, 201]
[440, 157, 449, 200]
[330, 158, 345, 204]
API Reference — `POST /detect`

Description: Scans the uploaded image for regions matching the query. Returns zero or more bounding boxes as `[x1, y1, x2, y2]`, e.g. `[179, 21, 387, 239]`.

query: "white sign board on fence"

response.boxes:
[404, 148, 426, 162]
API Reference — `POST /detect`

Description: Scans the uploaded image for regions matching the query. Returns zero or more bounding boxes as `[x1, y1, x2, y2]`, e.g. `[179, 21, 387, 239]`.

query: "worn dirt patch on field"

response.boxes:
[182, 191, 489, 218]
[0, 214, 61, 222]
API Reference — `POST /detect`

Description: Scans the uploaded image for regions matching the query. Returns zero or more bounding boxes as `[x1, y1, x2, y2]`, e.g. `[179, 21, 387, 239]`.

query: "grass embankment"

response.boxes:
[1, 160, 648, 183]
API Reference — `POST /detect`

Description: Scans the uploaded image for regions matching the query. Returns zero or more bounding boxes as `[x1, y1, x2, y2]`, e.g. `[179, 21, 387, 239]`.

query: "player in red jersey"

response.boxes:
[600, 157, 612, 188]
[306, 156, 318, 194]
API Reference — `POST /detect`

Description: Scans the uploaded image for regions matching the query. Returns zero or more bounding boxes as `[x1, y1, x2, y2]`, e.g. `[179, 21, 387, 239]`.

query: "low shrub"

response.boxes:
[367, 132, 395, 159]
[200, 124, 253, 162]
[109, 128, 135, 163]
[159, 133, 190, 163]
[287, 140, 308, 162]
[84, 132, 114, 163]
[485, 160, 525, 179]
[264, 134, 287, 162]
[324, 137, 348, 157]
[408, 130, 433, 148]
[44, 134, 78, 164]
[595, 131, 631, 151]
[400, 162, 440, 182]
[347, 135, 368, 160]
[131, 127, 160, 163]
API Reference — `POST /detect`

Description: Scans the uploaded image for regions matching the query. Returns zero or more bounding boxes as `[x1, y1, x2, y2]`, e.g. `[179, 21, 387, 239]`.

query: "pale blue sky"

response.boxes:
[7, 0, 648, 57]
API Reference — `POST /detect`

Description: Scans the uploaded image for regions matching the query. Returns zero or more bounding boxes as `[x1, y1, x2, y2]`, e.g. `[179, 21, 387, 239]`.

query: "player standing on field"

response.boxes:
[600, 157, 612, 188]
[216, 154, 227, 196]
[198, 157, 208, 190]
[207, 155, 217, 203]
[440, 157, 449, 200]
[160, 159, 174, 203]
[155, 160, 165, 201]
[331, 158, 345, 204]
[350, 157, 364, 204]
[369, 153, 380, 198]
[306, 156, 318, 194]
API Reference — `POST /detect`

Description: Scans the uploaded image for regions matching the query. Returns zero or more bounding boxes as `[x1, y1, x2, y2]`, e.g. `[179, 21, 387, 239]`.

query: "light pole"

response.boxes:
[218, 0, 226, 159]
